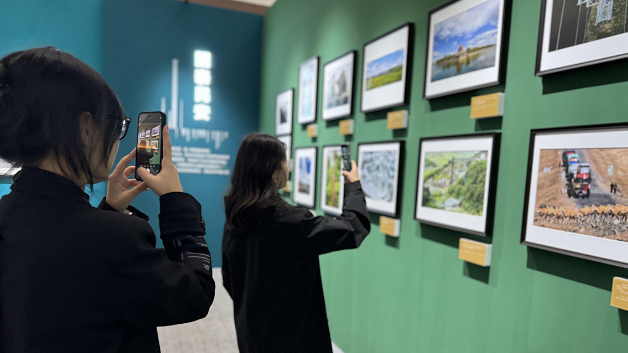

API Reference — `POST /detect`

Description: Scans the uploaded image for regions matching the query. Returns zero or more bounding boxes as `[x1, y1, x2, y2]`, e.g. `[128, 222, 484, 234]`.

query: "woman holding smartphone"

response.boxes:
[0, 47, 215, 352]
[222, 134, 371, 353]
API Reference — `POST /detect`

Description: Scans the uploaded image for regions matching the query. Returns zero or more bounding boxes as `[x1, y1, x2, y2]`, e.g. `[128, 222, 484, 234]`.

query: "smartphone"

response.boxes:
[135, 111, 165, 181]
[341, 144, 351, 171]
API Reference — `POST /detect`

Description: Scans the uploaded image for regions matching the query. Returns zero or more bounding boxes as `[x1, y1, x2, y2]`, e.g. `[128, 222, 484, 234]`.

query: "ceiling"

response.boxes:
[176, 0, 276, 15]
[230, 0, 276, 7]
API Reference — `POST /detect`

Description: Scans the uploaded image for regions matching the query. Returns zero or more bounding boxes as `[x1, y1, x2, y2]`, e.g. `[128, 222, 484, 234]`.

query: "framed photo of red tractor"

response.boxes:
[521, 123, 628, 268]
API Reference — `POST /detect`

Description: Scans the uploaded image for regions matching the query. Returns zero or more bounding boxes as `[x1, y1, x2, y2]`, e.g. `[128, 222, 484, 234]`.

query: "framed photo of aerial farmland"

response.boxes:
[415, 133, 500, 236]
[361, 23, 414, 113]
[425, 0, 510, 99]
[522, 123, 628, 268]
[536, 0, 628, 75]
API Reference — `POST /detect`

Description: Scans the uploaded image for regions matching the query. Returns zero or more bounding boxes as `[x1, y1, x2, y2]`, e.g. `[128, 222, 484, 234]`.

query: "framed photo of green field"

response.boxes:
[415, 133, 500, 236]
[361, 23, 414, 113]
[424, 0, 510, 99]
[320, 145, 345, 215]
[522, 123, 628, 268]
[537, 0, 628, 75]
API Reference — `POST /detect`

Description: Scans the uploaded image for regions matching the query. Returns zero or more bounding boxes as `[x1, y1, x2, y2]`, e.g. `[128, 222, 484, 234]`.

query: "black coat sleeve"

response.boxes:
[109, 192, 215, 328]
[294, 181, 371, 257]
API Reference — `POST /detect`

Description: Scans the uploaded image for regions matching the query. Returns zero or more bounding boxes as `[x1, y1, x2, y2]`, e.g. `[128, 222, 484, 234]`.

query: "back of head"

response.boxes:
[225, 133, 287, 230]
[0, 47, 125, 184]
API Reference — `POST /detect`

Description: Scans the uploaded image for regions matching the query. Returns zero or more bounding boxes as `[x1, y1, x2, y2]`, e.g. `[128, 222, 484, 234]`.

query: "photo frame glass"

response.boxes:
[298, 57, 319, 124]
[293, 147, 317, 208]
[275, 89, 294, 136]
[416, 134, 498, 236]
[537, 0, 628, 75]
[361, 24, 412, 113]
[322, 52, 355, 121]
[357, 141, 403, 216]
[425, 0, 507, 99]
[321, 145, 345, 216]
[277, 135, 292, 165]
[523, 125, 628, 267]
[0, 159, 19, 176]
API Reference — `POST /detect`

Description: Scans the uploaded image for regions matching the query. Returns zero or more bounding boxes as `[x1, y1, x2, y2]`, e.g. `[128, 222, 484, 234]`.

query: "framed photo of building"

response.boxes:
[536, 0, 628, 75]
[357, 141, 405, 216]
[322, 51, 356, 121]
[361, 23, 414, 113]
[415, 133, 500, 236]
[522, 123, 628, 268]
[275, 89, 294, 136]
[298, 56, 319, 124]
[277, 134, 292, 165]
[293, 147, 317, 208]
[424, 0, 510, 99]
[320, 145, 345, 215]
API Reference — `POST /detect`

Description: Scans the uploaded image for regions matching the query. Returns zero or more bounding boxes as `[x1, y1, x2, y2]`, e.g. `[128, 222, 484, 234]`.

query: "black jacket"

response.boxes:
[222, 181, 371, 353]
[0, 168, 215, 353]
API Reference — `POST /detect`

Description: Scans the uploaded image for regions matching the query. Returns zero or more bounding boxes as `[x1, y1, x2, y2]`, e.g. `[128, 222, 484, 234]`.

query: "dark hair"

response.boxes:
[225, 133, 287, 229]
[0, 47, 125, 186]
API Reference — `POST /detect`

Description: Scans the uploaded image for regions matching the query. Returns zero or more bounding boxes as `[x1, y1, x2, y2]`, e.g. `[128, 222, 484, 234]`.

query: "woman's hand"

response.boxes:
[136, 126, 183, 197]
[106, 150, 149, 212]
[343, 160, 359, 184]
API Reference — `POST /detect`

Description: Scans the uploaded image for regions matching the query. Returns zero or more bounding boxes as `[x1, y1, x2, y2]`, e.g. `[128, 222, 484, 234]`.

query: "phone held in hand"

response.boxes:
[341, 144, 351, 171]
[135, 111, 165, 181]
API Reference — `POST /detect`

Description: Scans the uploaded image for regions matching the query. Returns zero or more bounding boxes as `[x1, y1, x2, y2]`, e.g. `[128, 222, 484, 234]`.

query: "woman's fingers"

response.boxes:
[127, 179, 142, 188]
[162, 125, 173, 166]
[114, 149, 137, 174]
[123, 166, 136, 178]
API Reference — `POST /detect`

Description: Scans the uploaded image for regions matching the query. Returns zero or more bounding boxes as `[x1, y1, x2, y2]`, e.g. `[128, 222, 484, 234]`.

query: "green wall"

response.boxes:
[260, 0, 628, 352]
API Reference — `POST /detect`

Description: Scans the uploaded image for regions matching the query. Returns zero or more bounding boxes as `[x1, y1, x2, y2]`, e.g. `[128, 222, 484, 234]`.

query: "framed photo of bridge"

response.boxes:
[424, 0, 510, 99]
[536, 0, 628, 75]
[522, 123, 628, 268]
[415, 133, 500, 236]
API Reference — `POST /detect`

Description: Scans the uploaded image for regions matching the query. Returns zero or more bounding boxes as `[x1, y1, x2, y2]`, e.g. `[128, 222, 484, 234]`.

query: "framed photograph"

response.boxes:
[293, 147, 317, 208]
[322, 51, 356, 121]
[321, 145, 345, 215]
[424, 0, 509, 99]
[361, 23, 414, 113]
[277, 135, 292, 165]
[298, 56, 319, 124]
[357, 141, 405, 216]
[522, 123, 628, 268]
[0, 159, 19, 176]
[537, 0, 628, 75]
[415, 133, 500, 236]
[275, 89, 294, 136]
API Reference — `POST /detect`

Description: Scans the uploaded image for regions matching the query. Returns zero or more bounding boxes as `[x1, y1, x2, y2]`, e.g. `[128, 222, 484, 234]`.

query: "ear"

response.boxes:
[78, 111, 93, 141]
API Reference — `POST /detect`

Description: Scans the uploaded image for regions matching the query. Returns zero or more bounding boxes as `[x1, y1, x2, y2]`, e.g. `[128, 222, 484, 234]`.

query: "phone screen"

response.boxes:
[341, 144, 351, 171]
[136, 112, 163, 179]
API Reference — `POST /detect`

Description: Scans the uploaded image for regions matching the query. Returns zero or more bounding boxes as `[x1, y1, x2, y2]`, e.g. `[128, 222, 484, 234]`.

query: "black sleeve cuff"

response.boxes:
[344, 181, 363, 194]
[97, 197, 149, 221]
[159, 192, 206, 239]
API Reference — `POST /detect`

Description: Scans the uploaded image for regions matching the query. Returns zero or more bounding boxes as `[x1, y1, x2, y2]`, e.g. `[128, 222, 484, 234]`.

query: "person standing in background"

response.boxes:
[222, 133, 371, 353]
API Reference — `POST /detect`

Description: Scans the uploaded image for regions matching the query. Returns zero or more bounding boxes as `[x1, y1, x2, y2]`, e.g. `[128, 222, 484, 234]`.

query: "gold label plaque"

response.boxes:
[307, 124, 318, 138]
[470, 93, 504, 119]
[387, 110, 408, 130]
[282, 181, 291, 193]
[380, 216, 400, 237]
[339, 119, 354, 135]
[459, 238, 492, 267]
[611, 277, 628, 311]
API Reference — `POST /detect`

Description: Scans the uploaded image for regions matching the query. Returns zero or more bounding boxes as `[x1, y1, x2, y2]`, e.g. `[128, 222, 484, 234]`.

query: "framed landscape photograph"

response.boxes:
[322, 51, 356, 121]
[415, 133, 500, 236]
[298, 56, 319, 124]
[537, 0, 628, 75]
[293, 147, 317, 208]
[321, 145, 345, 215]
[275, 89, 294, 136]
[361, 23, 414, 113]
[357, 141, 405, 216]
[522, 123, 628, 268]
[424, 0, 509, 99]
[277, 134, 292, 165]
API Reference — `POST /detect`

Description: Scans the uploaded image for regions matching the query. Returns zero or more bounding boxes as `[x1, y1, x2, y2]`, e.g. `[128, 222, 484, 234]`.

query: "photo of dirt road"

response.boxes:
[534, 148, 628, 241]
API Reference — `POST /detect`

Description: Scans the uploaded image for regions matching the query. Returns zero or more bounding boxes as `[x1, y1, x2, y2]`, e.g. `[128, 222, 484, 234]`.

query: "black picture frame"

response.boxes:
[360, 22, 415, 114]
[275, 88, 294, 136]
[293, 146, 318, 208]
[321, 50, 357, 121]
[423, 0, 512, 99]
[414, 132, 501, 237]
[357, 140, 406, 217]
[521, 122, 628, 268]
[297, 56, 320, 125]
[535, 0, 628, 76]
